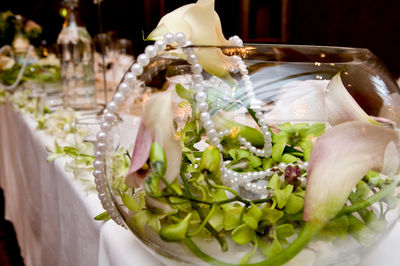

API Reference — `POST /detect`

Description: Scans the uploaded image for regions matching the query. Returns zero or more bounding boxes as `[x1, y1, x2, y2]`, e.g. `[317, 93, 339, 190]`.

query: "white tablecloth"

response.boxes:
[0, 103, 399, 266]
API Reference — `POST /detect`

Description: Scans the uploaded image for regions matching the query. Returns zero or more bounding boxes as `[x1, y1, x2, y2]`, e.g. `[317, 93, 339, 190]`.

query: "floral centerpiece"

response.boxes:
[93, 0, 400, 265]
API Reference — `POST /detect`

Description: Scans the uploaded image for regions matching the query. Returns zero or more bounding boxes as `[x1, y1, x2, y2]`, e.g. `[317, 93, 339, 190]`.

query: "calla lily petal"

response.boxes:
[143, 90, 182, 184]
[147, 4, 193, 41]
[326, 73, 380, 126]
[181, 0, 228, 45]
[304, 121, 399, 226]
[125, 119, 152, 187]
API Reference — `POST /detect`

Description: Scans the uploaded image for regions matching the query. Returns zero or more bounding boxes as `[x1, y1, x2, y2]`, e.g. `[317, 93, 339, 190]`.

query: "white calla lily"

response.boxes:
[148, 0, 228, 45]
[148, 0, 234, 79]
[125, 90, 182, 188]
[326, 73, 380, 126]
[303, 121, 399, 226]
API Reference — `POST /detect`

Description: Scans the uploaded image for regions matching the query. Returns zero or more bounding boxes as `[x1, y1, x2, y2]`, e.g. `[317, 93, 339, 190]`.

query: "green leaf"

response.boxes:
[228, 149, 238, 161]
[348, 215, 375, 245]
[275, 224, 295, 240]
[121, 193, 141, 212]
[248, 155, 262, 168]
[319, 216, 349, 241]
[223, 205, 243, 230]
[259, 234, 283, 258]
[244, 203, 263, 229]
[232, 224, 254, 245]
[285, 194, 304, 214]
[261, 208, 284, 225]
[176, 83, 195, 101]
[237, 149, 250, 160]
[364, 170, 381, 186]
[354, 181, 370, 200]
[299, 140, 313, 161]
[282, 153, 298, 164]
[240, 238, 258, 264]
[131, 211, 151, 234]
[272, 132, 288, 162]
[160, 212, 193, 242]
[267, 173, 281, 191]
[94, 211, 111, 221]
[208, 207, 225, 232]
[263, 158, 273, 170]
[301, 122, 325, 137]
[274, 184, 294, 209]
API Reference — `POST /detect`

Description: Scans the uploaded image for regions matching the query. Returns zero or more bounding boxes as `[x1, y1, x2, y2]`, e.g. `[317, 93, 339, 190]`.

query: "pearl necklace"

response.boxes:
[93, 32, 307, 225]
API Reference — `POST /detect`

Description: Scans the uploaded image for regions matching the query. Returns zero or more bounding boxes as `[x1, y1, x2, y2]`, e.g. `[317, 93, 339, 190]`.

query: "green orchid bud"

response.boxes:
[213, 114, 264, 147]
[159, 212, 193, 242]
[198, 146, 221, 184]
[149, 142, 166, 174]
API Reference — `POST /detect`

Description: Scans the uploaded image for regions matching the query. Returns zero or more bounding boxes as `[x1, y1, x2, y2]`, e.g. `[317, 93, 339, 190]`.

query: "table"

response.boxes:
[0, 102, 399, 266]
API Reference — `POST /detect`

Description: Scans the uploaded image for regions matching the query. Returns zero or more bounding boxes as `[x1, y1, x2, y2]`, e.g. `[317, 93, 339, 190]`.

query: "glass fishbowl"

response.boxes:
[93, 43, 400, 266]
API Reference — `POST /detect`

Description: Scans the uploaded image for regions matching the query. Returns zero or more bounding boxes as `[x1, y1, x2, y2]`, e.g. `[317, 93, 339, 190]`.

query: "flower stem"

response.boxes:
[184, 223, 319, 266]
[337, 180, 398, 217]
[187, 204, 217, 237]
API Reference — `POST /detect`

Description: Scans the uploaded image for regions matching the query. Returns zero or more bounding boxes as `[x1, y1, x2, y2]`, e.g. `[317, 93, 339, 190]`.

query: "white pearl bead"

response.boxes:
[279, 162, 286, 169]
[94, 175, 103, 186]
[104, 112, 116, 123]
[145, 45, 158, 58]
[256, 111, 263, 119]
[195, 91, 207, 102]
[96, 142, 107, 152]
[93, 170, 103, 179]
[217, 144, 223, 151]
[93, 160, 104, 170]
[137, 53, 150, 66]
[131, 63, 143, 76]
[210, 137, 220, 146]
[100, 121, 112, 132]
[258, 118, 266, 126]
[113, 92, 125, 105]
[207, 129, 217, 139]
[107, 101, 118, 113]
[119, 82, 130, 95]
[163, 33, 174, 44]
[242, 75, 250, 81]
[240, 68, 248, 75]
[203, 120, 214, 130]
[124, 72, 136, 85]
[95, 150, 106, 160]
[192, 74, 203, 83]
[199, 112, 210, 122]
[174, 32, 187, 46]
[250, 147, 256, 153]
[187, 54, 198, 64]
[96, 131, 108, 142]
[191, 63, 203, 74]
[193, 83, 203, 91]
[154, 40, 166, 51]
[198, 102, 208, 112]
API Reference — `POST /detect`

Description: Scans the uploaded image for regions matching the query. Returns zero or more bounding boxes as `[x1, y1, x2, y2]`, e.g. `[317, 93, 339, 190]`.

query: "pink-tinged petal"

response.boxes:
[326, 73, 380, 126]
[303, 121, 399, 226]
[143, 90, 182, 184]
[125, 119, 152, 188]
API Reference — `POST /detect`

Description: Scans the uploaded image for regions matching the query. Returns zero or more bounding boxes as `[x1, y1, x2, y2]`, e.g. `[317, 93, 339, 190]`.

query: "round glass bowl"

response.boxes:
[94, 43, 400, 266]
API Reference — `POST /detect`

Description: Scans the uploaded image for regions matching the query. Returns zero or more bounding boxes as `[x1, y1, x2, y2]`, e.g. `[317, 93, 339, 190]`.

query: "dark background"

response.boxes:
[2, 0, 400, 77]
